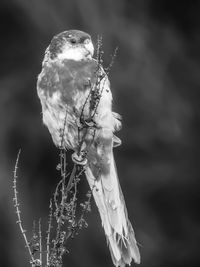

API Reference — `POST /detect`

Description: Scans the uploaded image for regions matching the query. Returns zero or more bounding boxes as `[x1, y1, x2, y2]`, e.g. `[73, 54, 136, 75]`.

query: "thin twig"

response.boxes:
[38, 219, 42, 265]
[60, 109, 68, 149]
[12, 149, 35, 265]
[105, 46, 118, 76]
[46, 199, 52, 266]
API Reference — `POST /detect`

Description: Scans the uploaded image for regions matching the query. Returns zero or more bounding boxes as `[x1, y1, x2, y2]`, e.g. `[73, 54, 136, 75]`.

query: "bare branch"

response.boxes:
[13, 149, 36, 265]
[46, 199, 52, 266]
[38, 219, 42, 265]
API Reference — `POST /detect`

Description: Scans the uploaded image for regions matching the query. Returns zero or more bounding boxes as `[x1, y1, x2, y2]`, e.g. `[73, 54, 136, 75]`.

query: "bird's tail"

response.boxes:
[85, 147, 140, 267]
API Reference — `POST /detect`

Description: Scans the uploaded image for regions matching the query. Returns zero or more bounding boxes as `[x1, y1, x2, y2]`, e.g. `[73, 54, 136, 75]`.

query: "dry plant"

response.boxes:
[12, 37, 117, 267]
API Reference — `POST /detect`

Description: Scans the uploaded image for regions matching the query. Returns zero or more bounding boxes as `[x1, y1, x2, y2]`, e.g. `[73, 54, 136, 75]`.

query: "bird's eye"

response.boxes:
[70, 38, 77, 44]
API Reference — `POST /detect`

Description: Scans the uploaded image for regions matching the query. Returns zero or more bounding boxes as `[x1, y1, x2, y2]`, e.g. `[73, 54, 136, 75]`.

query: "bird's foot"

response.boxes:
[79, 117, 98, 129]
[72, 151, 87, 165]
[84, 118, 96, 128]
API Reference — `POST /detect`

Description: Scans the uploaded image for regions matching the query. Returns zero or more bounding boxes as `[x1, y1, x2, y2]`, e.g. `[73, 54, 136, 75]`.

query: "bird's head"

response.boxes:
[48, 30, 94, 61]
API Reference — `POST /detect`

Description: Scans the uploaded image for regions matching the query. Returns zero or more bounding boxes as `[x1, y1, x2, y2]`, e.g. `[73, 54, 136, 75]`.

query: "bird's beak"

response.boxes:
[84, 39, 94, 58]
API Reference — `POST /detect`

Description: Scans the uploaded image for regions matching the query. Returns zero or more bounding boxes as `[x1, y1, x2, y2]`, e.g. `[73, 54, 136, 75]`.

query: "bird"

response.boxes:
[37, 29, 140, 267]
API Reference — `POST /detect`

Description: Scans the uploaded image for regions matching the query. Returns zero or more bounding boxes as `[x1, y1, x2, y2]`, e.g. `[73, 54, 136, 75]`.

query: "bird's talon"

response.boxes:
[72, 152, 87, 165]
[84, 119, 96, 128]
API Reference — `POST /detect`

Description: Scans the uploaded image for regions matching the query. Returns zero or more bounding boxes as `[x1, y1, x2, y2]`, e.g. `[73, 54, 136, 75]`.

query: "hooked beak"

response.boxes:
[84, 39, 94, 58]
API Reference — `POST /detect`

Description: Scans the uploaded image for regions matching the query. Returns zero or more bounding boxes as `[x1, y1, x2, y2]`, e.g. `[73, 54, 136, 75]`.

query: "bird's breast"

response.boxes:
[37, 58, 114, 149]
[38, 59, 98, 100]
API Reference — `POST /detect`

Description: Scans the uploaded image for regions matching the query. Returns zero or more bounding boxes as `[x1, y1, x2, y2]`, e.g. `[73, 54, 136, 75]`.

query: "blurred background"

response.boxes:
[0, 0, 200, 266]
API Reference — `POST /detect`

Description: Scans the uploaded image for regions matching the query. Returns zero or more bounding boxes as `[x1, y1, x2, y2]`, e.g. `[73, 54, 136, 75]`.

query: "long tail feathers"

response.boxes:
[85, 152, 140, 267]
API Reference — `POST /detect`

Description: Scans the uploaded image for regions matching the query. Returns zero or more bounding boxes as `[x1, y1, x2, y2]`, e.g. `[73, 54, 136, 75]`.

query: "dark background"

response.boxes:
[0, 0, 200, 266]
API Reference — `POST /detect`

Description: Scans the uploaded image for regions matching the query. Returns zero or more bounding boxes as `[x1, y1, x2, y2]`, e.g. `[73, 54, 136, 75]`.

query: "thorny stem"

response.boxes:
[65, 164, 77, 195]
[69, 166, 85, 232]
[12, 149, 35, 266]
[46, 200, 52, 266]
[39, 219, 42, 265]
[53, 151, 68, 254]
[80, 80, 92, 124]
[105, 47, 118, 76]
[77, 37, 106, 155]
[60, 109, 68, 149]
[79, 35, 103, 121]
[54, 179, 63, 212]
[79, 190, 92, 223]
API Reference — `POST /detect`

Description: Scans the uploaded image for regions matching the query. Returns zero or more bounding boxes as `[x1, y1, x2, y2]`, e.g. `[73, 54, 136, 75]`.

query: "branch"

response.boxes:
[12, 149, 36, 266]
[38, 219, 42, 265]
[46, 199, 52, 266]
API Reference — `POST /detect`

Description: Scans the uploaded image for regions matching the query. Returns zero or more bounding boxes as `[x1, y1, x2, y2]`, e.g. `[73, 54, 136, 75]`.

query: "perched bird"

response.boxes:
[37, 30, 140, 267]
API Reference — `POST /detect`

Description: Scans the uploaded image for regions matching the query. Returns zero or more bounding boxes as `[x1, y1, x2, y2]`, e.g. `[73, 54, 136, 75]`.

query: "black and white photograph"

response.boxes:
[0, 1, 199, 267]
